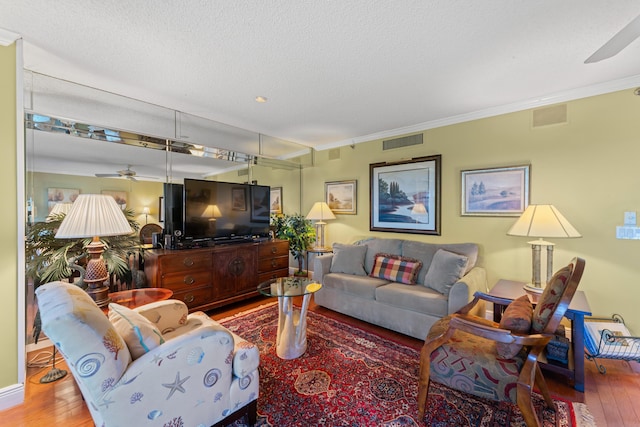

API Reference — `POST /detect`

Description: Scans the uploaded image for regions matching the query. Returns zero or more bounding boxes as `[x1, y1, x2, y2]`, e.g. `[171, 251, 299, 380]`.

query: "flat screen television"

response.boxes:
[183, 178, 271, 241]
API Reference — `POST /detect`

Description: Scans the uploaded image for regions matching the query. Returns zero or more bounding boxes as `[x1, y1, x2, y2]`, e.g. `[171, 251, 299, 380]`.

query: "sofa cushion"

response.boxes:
[323, 272, 390, 299]
[375, 282, 448, 317]
[424, 249, 468, 294]
[360, 238, 404, 274]
[370, 253, 423, 285]
[330, 243, 367, 276]
[401, 241, 478, 285]
[496, 295, 533, 358]
[109, 302, 165, 359]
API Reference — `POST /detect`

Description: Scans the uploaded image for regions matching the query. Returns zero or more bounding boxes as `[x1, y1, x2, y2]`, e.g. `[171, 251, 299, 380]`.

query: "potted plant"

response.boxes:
[271, 213, 316, 276]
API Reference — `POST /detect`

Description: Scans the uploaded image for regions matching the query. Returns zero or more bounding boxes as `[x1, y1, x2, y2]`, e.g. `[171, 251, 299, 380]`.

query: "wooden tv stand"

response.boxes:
[144, 239, 289, 312]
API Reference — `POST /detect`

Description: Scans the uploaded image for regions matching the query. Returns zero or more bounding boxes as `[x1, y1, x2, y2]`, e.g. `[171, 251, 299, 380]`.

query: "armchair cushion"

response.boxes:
[135, 299, 189, 334]
[330, 243, 368, 276]
[496, 295, 533, 358]
[424, 249, 468, 294]
[108, 302, 165, 359]
[531, 264, 572, 333]
[370, 253, 423, 285]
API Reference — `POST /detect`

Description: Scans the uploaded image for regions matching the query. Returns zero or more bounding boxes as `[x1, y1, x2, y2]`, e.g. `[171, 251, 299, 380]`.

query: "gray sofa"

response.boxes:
[313, 238, 487, 340]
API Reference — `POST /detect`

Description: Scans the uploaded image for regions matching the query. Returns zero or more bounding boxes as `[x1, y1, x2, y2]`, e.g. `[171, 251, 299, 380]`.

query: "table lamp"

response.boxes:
[142, 206, 150, 224]
[507, 204, 581, 293]
[46, 202, 73, 222]
[411, 203, 427, 223]
[306, 202, 336, 249]
[55, 194, 133, 307]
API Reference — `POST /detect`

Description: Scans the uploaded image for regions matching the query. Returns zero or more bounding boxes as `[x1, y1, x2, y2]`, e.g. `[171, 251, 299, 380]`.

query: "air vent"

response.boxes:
[383, 134, 423, 150]
[328, 148, 340, 160]
[532, 104, 567, 128]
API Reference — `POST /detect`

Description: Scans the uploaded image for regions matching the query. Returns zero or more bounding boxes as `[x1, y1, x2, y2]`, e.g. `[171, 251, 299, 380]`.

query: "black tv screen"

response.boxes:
[183, 179, 270, 241]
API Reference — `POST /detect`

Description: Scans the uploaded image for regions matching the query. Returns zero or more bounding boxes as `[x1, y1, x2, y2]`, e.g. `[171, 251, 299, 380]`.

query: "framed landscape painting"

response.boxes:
[461, 165, 530, 216]
[370, 155, 441, 235]
[47, 187, 79, 212]
[325, 180, 357, 215]
[270, 187, 283, 214]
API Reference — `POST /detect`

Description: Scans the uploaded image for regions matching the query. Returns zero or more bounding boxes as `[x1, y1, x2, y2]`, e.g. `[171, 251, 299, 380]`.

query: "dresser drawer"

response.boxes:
[258, 256, 289, 273]
[159, 252, 212, 273]
[259, 241, 289, 258]
[161, 271, 211, 292]
[172, 287, 213, 309]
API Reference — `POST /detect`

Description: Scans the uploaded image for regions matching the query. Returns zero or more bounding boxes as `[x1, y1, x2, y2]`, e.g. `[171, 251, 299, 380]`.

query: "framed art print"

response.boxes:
[270, 187, 283, 214]
[325, 180, 357, 214]
[461, 165, 530, 216]
[370, 155, 441, 235]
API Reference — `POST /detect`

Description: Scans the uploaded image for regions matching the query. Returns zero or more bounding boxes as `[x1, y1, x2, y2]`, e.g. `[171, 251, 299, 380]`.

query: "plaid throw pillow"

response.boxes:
[369, 253, 423, 285]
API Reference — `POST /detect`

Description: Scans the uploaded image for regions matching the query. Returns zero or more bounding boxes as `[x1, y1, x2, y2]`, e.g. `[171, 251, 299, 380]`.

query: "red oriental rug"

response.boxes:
[220, 303, 596, 427]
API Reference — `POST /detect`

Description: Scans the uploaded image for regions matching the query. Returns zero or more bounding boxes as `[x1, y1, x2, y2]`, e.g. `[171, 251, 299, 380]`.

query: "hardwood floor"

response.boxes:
[4, 296, 640, 426]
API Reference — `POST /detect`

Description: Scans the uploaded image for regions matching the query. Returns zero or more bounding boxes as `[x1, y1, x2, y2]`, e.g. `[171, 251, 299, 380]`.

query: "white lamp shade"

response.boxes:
[142, 206, 151, 215]
[46, 202, 73, 222]
[411, 203, 427, 215]
[507, 204, 581, 238]
[55, 194, 133, 238]
[306, 202, 336, 221]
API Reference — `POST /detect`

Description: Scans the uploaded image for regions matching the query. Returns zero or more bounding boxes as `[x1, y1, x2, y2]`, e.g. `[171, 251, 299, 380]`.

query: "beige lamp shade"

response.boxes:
[507, 204, 581, 238]
[142, 206, 151, 215]
[46, 202, 73, 222]
[507, 204, 580, 292]
[55, 194, 133, 238]
[202, 204, 222, 219]
[305, 202, 336, 221]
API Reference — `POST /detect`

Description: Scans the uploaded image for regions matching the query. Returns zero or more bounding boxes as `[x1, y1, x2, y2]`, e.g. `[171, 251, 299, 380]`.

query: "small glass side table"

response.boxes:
[257, 277, 322, 359]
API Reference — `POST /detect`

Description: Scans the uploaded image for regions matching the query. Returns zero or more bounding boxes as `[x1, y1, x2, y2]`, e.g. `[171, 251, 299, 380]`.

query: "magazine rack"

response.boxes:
[584, 314, 640, 374]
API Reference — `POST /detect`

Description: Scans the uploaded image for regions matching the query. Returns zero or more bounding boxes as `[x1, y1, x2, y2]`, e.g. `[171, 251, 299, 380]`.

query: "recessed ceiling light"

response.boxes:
[255, 96, 268, 103]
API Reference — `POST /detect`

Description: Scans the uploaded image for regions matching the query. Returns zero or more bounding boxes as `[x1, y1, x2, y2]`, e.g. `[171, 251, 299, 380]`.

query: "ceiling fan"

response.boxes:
[95, 166, 156, 181]
[585, 13, 640, 63]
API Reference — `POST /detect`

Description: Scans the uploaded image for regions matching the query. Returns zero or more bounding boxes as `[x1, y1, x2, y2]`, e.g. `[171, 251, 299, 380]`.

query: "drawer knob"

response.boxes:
[183, 275, 195, 285]
[184, 294, 195, 303]
[271, 260, 277, 268]
[183, 257, 194, 267]
[271, 247, 277, 254]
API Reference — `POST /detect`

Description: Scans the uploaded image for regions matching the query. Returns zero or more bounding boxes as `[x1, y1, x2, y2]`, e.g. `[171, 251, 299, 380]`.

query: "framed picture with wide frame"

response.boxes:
[270, 187, 283, 214]
[461, 164, 530, 216]
[325, 180, 357, 215]
[370, 155, 441, 235]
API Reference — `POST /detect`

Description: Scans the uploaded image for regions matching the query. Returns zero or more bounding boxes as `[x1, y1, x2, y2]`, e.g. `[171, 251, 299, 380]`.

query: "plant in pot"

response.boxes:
[271, 213, 316, 276]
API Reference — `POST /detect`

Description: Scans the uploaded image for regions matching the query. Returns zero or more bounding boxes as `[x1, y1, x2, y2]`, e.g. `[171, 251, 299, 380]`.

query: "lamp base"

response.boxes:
[40, 367, 68, 384]
[523, 283, 545, 294]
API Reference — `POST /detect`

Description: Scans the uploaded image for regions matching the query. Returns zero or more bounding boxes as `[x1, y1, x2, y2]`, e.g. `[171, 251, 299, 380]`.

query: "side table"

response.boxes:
[488, 279, 592, 392]
[306, 247, 333, 277]
[257, 277, 322, 359]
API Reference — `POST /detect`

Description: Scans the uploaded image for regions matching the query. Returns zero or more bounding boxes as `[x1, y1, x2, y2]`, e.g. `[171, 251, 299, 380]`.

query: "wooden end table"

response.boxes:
[489, 279, 592, 392]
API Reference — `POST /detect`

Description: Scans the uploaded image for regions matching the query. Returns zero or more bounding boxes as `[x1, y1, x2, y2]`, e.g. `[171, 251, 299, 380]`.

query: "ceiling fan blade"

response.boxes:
[585, 14, 640, 63]
[95, 173, 120, 177]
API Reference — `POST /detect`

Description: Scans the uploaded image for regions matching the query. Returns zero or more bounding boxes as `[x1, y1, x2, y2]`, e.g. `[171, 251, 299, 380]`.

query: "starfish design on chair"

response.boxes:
[162, 372, 190, 400]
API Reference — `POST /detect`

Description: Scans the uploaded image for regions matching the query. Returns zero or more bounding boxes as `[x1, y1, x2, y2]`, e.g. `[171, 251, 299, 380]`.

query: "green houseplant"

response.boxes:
[271, 213, 316, 276]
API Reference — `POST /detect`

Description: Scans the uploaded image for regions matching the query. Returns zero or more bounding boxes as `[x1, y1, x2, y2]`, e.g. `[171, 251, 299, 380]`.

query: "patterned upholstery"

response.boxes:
[36, 281, 259, 427]
[531, 264, 573, 333]
[419, 258, 585, 427]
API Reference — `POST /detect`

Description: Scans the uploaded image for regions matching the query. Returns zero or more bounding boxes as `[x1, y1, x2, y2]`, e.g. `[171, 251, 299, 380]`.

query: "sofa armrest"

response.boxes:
[447, 266, 487, 315]
[135, 299, 188, 334]
[313, 254, 334, 284]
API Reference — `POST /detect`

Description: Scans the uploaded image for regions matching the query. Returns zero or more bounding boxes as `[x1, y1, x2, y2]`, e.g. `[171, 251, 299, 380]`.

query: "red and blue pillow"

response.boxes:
[369, 253, 423, 285]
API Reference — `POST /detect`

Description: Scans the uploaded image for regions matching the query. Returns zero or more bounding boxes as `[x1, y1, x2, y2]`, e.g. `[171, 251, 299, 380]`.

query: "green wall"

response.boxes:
[304, 89, 640, 333]
[0, 44, 18, 391]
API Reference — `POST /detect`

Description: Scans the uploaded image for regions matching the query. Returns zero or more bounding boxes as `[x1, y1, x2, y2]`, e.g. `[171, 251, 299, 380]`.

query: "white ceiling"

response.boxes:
[4, 1, 640, 179]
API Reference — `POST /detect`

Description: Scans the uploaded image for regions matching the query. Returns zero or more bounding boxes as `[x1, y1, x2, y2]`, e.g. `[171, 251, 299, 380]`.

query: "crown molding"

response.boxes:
[0, 28, 20, 46]
[316, 74, 640, 151]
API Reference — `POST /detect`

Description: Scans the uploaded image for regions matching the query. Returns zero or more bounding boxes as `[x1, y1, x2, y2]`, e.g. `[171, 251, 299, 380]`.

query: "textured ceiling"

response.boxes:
[3, 1, 640, 164]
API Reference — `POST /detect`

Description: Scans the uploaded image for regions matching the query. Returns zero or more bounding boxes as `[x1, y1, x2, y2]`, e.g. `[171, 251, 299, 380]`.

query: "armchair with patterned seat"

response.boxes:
[36, 281, 259, 427]
[417, 257, 585, 427]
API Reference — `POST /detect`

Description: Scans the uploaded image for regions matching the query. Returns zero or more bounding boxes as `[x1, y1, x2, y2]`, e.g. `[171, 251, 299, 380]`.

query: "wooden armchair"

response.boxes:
[418, 257, 585, 427]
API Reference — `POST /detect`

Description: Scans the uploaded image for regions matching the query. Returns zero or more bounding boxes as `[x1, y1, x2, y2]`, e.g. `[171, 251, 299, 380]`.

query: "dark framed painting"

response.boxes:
[461, 165, 530, 216]
[325, 180, 357, 215]
[232, 187, 247, 211]
[270, 187, 283, 214]
[370, 155, 441, 235]
[250, 185, 270, 222]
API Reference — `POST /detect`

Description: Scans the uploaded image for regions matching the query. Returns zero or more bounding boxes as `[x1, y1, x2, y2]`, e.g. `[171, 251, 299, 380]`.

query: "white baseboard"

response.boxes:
[0, 383, 24, 411]
[26, 337, 51, 354]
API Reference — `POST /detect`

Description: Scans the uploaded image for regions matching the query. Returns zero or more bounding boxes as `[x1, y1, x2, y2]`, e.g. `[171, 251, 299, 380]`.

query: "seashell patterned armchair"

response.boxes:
[36, 281, 259, 427]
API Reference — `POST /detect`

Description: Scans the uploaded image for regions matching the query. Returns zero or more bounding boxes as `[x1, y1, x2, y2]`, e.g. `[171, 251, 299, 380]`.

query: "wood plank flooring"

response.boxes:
[3, 296, 640, 426]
